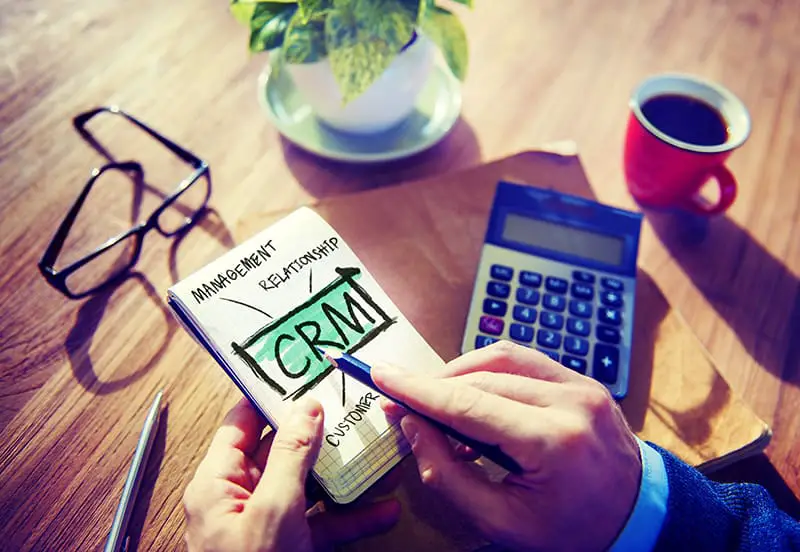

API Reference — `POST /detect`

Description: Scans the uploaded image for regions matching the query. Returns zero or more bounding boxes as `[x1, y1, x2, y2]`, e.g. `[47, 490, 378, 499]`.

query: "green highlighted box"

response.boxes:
[233, 267, 394, 400]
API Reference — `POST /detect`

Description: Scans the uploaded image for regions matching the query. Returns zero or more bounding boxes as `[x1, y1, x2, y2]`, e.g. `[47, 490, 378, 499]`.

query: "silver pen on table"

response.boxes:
[104, 390, 164, 552]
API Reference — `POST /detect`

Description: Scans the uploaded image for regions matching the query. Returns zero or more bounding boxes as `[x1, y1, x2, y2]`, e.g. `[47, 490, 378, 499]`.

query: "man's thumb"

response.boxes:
[253, 397, 324, 504]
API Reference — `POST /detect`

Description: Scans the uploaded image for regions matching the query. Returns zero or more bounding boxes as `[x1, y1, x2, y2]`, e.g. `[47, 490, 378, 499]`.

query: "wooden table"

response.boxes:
[1, 0, 798, 549]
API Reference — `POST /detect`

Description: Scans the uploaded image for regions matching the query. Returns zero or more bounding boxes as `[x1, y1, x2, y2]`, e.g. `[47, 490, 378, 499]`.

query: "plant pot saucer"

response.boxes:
[258, 61, 462, 163]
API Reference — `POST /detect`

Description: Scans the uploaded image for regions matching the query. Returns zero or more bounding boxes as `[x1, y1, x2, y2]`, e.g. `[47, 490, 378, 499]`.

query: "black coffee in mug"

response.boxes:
[641, 94, 729, 146]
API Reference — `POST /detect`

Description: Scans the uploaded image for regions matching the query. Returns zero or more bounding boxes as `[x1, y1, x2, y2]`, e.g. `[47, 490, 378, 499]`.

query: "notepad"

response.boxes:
[167, 207, 444, 504]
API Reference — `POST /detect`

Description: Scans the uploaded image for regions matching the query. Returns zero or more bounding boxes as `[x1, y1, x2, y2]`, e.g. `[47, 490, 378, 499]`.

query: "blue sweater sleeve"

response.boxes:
[652, 445, 800, 551]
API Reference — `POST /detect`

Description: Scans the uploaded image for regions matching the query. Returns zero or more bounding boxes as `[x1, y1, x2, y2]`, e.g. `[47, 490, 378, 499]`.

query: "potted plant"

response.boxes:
[230, 0, 471, 134]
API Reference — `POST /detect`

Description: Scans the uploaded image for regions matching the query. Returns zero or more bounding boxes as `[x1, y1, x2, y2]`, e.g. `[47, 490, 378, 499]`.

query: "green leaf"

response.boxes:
[230, 0, 298, 26]
[249, 2, 293, 32]
[420, 0, 472, 20]
[421, 5, 468, 80]
[282, 10, 328, 63]
[396, 0, 423, 22]
[230, 1, 257, 25]
[325, 0, 416, 102]
[249, 4, 297, 52]
[297, 0, 333, 22]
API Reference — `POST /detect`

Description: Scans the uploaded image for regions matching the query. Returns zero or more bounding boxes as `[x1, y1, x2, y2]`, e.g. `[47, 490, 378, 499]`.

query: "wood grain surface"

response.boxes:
[1, 0, 798, 549]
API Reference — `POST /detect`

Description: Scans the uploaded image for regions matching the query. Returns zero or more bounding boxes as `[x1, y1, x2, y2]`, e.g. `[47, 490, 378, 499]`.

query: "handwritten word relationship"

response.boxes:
[190, 237, 340, 304]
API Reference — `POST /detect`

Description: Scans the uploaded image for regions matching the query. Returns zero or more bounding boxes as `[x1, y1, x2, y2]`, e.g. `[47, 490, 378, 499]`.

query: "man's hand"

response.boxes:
[183, 397, 400, 552]
[373, 341, 641, 552]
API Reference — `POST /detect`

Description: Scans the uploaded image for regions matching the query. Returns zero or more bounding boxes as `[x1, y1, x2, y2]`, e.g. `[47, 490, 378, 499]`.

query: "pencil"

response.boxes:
[319, 349, 522, 474]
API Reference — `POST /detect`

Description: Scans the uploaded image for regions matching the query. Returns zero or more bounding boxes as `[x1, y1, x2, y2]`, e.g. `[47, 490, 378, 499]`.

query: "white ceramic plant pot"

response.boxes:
[285, 34, 434, 134]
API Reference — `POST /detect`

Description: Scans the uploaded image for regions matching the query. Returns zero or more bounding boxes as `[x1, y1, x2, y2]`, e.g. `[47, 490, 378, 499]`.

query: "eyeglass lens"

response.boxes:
[59, 166, 144, 296]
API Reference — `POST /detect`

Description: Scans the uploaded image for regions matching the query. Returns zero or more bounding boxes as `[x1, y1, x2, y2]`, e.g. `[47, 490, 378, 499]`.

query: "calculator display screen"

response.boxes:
[501, 214, 624, 266]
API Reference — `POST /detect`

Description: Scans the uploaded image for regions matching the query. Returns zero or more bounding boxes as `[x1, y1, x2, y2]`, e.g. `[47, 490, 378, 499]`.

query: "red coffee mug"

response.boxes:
[624, 73, 751, 215]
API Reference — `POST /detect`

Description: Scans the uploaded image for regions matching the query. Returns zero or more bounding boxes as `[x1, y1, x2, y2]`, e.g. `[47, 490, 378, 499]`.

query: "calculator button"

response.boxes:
[545, 277, 568, 294]
[540, 312, 564, 330]
[475, 335, 498, 349]
[487, 281, 510, 298]
[513, 305, 537, 324]
[537, 348, 560, 362]
[516, 287, 540, 306]
[564, 336, 590, 356]
[490, 264, 514, 281]
[572, 271, 596, 284]
[567, 318, 591, 337]
[510, 323, 535, 343]
[570, 283, 594, 300]
[479, 316, 504, 335]
[519, 271, 543, 288]
[600, 291, 623, 308]
[598, 307, 622, 326]
[562, 355, 587, 374]
[483, 299, 507, 317]
[593, 344, 620, 383]
[536, 329, 562, 349]
[568, 300, 593, 319]
[596, 325, 621, 344]
[601, 277, 624, 291]
[543, 294, 566, 312]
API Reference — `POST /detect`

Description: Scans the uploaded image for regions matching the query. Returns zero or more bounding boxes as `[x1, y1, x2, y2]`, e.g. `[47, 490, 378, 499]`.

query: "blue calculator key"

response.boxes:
[593, 344, 620, 383]
[601, 277, 624, 292]
[572, 271, 596, 284]
[545, 276, 568, 294]
[564, 336, 590, 356]
[490, 264, 514, 281]
[536, 329, 562, 349]
[519, 271, 542, 288]
[543, 294, 566, 312]
[516, 287, 540, 306]
[568, 300, 593, 319]
[510, 323, 534, 343]
[540, 311, 564, 330]
[596, 325, 621, 344]
[600, 290, 624, 308]
[598, 307, 622, 326]
[479, 315, 504, 336]
[562, 355, 587, 374]
[475, 335, 498, 349]
[486, 281, 510, 298]
[567, 318, 591, 337]
[513, 305, 537, 324]
[483, 298, 507, 317]
[537, 348, 560, 362]
[570, 283, 594, 300]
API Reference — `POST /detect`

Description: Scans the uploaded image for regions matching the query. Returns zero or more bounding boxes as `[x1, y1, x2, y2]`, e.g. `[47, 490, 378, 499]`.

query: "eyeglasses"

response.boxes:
[38, 106, 212, 299]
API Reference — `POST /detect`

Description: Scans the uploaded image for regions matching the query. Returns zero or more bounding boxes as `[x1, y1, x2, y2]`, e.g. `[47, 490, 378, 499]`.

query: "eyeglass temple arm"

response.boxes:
[73, 107, 205, 169]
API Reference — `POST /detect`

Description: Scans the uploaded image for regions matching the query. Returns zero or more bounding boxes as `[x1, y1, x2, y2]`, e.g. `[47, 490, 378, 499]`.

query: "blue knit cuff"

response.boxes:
[608, 437, 669, 552]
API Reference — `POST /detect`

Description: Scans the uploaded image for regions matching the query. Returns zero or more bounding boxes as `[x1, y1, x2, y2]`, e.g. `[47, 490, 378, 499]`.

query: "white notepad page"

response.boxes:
[167, 207, 444, 503]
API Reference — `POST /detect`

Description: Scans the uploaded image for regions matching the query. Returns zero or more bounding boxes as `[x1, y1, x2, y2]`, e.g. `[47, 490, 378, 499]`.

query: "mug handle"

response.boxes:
[683, 165, 738, 216]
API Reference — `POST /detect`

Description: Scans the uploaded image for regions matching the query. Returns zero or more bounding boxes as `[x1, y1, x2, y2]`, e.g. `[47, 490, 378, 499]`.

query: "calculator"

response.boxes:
[461, 181, 643, 399]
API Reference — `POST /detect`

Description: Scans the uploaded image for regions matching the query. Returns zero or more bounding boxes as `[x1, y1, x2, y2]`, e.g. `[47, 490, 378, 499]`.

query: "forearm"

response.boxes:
[652, 445, 800, 551]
